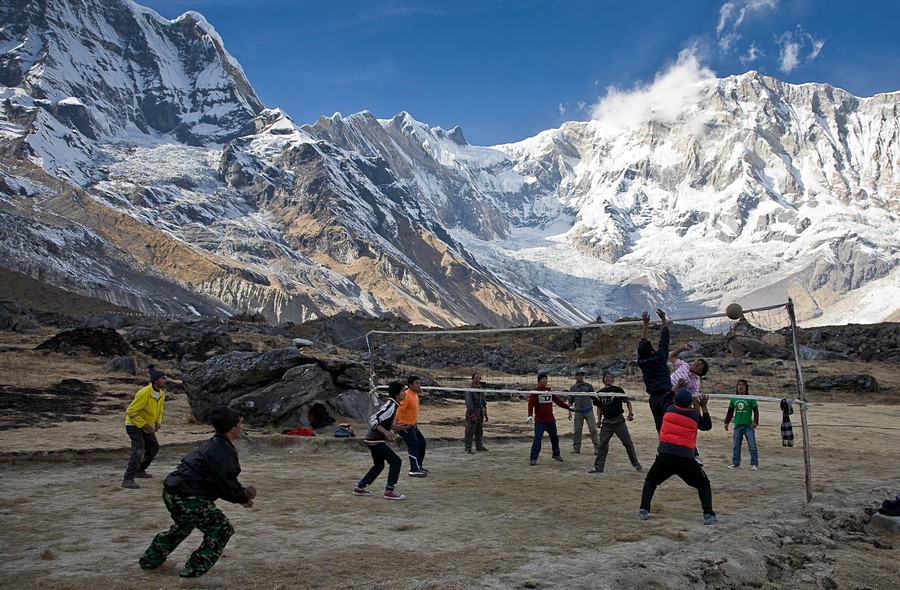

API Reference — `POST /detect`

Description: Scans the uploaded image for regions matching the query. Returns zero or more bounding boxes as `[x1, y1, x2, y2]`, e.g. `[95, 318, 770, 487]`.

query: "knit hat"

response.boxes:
[148, 365, 167, 383]
[673, 388, 694, 408]
[209, 406, 242, 434]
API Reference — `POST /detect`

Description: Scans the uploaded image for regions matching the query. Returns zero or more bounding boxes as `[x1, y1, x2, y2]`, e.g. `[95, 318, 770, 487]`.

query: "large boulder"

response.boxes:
[228, 362, 374, 428]
[0, 300, 38, 333]
[182, 347, 306, 420]
[331, 390, 376, 423]
[798, 346, 849, 361]
[725, 334, 770, 356]
[320, 311, 369, 351]
[231, 363, 330, 427]
[81, 313, 130, 330]
[182, 346, 374, 427]
[805, 374, 879, 392]
[35, 327, 132, 356]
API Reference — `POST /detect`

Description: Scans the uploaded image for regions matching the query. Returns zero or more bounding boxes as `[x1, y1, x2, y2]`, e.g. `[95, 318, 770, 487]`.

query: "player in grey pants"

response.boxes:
[567, 371, 598, 454]
[591, 372, 642, 473]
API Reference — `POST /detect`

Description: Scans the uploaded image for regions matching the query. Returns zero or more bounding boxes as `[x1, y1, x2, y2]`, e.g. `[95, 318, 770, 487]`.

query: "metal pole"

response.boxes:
[787, 298, 813, 503]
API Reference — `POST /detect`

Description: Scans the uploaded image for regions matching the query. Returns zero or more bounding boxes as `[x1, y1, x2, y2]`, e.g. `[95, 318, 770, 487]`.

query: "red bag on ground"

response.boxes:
[285, 427, 315, 436]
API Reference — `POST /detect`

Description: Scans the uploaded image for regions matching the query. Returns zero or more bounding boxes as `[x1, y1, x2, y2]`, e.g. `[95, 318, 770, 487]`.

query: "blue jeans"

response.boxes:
[529, 421, 561, 461]
[732, 425, 758, 466]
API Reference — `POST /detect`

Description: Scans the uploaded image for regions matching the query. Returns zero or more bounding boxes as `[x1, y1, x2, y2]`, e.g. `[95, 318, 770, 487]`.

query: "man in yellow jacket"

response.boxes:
[122, 365, 168, 489]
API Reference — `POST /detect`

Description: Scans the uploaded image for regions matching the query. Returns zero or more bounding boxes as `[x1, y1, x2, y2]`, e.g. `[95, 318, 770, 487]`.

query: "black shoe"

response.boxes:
[476, 446, 488, 452]
[552, 455, 564, 462]
[134, 470, 152, 479]
[466, 448, 473, 454]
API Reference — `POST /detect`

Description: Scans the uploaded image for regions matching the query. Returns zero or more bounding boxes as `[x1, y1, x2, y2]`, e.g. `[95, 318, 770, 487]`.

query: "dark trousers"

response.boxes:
[648, 393, 673, 433]
[358, 442, 402, 491]
[640, 453, 715, 516]
[464, 407, 486, 450]
[125, 424, 159, 479]
[398, 426, 427, 472]
[139, 489, 234, 578]
[593, 416, 640, 471]
[529, 421, 561, 461]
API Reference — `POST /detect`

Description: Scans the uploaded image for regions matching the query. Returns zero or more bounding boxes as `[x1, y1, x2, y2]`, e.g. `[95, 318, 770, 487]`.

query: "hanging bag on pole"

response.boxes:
[780, 399, 794, 447]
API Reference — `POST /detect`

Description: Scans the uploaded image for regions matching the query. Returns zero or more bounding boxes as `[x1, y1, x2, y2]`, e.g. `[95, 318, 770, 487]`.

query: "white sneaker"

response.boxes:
[750, 465, 758, 471]
[727, 464, 739, 469]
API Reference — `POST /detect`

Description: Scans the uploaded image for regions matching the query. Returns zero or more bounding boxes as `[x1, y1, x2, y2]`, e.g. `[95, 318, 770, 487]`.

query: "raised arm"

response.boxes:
[668, 342, 692, 364]
[641, 311, 650, 340]
[656, 308, 668, 329]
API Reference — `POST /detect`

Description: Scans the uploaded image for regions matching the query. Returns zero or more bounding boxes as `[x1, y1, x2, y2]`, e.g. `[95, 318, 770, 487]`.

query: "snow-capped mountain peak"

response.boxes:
[0, 1, 896, 327]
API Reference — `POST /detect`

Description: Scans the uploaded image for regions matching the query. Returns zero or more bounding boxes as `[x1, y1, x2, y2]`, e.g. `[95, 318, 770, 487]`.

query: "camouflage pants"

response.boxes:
[139, 488, 234, 578]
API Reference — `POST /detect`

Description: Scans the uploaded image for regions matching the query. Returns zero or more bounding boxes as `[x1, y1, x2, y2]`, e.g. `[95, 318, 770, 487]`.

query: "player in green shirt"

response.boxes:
[723, 379, 760, 470]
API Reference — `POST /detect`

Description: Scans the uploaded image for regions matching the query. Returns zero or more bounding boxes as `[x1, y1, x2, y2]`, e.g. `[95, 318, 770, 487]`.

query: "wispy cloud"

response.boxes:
[740, 42, 762, 65]
[776, 26, 825, 73]
[558, 101, 587, 119]
[716, 0, 778, 52]
[589, 49, 716, 133]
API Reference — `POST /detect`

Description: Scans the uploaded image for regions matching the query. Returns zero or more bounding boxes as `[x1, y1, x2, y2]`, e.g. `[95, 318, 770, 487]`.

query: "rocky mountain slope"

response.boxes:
[1, 0, 897, 328]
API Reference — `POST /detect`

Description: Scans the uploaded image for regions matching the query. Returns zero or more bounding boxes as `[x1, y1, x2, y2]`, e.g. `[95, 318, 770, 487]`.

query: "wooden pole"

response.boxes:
[787, 298, 813, 503]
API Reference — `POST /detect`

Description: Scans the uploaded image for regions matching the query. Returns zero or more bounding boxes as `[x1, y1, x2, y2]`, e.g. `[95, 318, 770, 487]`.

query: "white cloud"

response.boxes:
[719, 32, 741, 53]
[741, 42, 762, 64]
[809, 37, 825, 60]
[589, 49, 716, 133]
[779, 40, 800, 72]
[717, 0, 778, 45]
[777, 27, 825, 73]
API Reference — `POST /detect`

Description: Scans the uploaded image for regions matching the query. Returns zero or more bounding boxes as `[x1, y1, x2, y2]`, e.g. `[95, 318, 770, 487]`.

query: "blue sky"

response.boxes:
[139, 0, 900, 146]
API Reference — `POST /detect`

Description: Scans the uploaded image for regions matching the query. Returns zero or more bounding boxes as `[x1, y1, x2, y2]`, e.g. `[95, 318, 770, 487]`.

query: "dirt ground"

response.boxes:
[1, 312, 899, 590]
[1, 388, 899, 590]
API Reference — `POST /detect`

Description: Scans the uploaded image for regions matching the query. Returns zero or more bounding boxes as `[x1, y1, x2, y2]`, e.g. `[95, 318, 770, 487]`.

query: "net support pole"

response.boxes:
[787, 298, 813, 503]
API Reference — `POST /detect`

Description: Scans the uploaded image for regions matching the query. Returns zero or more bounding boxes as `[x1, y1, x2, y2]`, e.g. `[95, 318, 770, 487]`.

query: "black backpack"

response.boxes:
[878, 495, 900, 517]
[309, 403, 335, 430]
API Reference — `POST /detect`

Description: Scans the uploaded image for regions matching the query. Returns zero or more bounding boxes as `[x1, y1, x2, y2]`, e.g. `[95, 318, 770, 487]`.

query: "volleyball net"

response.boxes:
[366, 299, 814, 500]
[366, 302, 805, 409]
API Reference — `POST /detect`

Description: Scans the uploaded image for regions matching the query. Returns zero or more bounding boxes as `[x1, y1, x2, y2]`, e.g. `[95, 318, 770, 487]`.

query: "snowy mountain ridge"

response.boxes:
[0, 0, 897, 328]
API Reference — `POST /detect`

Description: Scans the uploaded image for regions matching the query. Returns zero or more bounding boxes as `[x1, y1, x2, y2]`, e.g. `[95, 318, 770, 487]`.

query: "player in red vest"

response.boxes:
[637, 389, 717, 525]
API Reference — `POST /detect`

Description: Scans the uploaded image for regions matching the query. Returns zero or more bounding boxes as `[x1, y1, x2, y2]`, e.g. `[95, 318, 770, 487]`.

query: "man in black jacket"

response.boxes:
[139, 406, 257, 579]
[638, 309, 685, 432]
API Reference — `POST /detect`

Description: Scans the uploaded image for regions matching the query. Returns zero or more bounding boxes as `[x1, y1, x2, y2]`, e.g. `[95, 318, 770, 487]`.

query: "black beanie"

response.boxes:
[149, 365, 168, 383]
[209, 406, 242, 434]
[674, 389, 694, 408]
